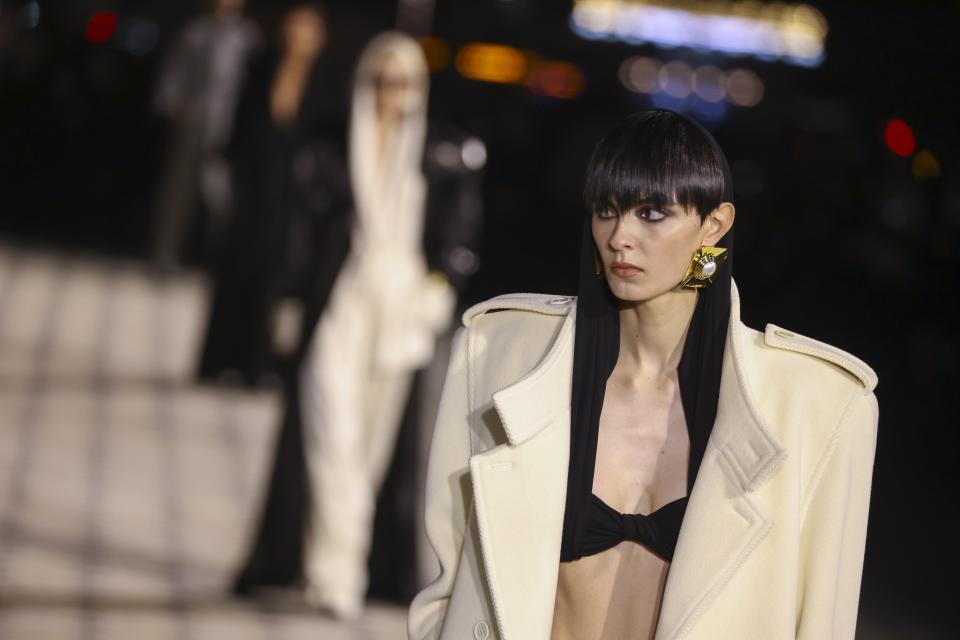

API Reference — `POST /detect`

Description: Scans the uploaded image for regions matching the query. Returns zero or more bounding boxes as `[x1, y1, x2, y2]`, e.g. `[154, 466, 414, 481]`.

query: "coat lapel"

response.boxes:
[469, 311, 575, 640]
[654, 282, 788, 640]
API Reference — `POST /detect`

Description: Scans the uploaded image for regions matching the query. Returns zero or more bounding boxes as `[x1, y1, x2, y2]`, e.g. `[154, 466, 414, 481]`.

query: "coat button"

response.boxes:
[547, 296, 571, 305]
[474, 621, 490, 639]
[774, 328, 796, 339]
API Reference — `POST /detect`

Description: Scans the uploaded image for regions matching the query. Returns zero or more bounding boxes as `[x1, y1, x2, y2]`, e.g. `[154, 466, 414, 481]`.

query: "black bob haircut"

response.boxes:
[584, 110, 728, 221]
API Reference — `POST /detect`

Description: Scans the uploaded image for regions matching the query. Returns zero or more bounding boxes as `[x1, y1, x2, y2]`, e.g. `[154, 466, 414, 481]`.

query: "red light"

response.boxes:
[85, 12, 117, 44]
[884, 119, 915, 157]
[528, 62, 584, 100]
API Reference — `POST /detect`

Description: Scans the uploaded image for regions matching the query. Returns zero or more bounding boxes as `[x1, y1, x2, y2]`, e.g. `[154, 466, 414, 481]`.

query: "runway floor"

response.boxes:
[0, 246, 406, 639]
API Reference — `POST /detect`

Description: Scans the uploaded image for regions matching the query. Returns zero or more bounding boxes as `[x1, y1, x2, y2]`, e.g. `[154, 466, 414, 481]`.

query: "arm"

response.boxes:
[796, 390, 879, 639]
[408, 327, 473, 640]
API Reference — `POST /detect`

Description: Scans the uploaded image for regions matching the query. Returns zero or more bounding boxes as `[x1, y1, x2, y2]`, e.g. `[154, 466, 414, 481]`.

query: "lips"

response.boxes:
[610, 261, 642, 278]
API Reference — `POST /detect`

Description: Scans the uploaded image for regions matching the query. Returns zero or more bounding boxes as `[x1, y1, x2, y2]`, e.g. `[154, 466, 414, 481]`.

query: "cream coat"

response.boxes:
[408, 281, 878, 640]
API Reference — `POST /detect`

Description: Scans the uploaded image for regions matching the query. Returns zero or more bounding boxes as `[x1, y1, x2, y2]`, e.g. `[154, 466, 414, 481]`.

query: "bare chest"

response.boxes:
[591, 373, 690, 514]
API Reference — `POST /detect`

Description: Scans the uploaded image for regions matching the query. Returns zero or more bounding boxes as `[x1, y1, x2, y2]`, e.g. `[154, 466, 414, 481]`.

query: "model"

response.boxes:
[197, 3, 339, 385]
[232, 30, 483, 618]
[409, 109, 878, 640]
[151, 0, 259, 269]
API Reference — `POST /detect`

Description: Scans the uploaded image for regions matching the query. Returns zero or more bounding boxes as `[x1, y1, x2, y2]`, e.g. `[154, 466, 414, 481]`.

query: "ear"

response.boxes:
[701, 202, 735, 245]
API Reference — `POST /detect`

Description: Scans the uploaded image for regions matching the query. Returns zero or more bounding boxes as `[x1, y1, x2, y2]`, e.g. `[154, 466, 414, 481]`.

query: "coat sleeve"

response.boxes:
[796, 390, 879, 639]
[408, 326, 473, 640]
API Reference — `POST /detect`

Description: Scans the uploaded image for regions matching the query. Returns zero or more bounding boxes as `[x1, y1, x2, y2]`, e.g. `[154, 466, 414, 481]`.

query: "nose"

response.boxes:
[607, 215, 636, 252]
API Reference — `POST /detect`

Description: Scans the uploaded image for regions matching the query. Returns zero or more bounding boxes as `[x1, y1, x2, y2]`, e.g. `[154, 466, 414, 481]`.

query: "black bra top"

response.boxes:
[582, 493, 689, 562]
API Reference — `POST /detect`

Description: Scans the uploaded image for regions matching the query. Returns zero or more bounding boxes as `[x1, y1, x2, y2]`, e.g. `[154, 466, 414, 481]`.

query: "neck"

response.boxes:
[617, 287, 698, 377]
[376, 117, 397, 160]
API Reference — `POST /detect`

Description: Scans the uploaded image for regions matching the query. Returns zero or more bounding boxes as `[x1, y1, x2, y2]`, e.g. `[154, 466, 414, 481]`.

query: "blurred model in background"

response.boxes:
[197, 3, 348, 387]
[233, 30, 484, 619]
[151, 0, 260, 270]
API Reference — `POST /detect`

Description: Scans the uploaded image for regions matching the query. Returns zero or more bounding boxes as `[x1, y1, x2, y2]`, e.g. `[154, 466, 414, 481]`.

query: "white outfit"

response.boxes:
[300, 32, 453, 618]
[409, 282, 878, 640]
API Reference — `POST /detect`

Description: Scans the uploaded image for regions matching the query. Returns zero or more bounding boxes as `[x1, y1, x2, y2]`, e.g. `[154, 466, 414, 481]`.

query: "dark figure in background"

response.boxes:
[151, 0, 260, 270]
[197, 4, 346, 386]
[232, 31, 484, 618]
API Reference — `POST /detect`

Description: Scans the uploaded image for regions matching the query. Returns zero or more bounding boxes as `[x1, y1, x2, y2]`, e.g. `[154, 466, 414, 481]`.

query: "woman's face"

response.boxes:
[375, 55, 419, 121]
[282, 8, 326, 60]
[591, 201, 732, 303]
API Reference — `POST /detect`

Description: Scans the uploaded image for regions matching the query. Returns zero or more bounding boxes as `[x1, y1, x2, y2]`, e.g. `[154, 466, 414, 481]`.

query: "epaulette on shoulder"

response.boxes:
[462, 293, 575, 327]
[764, 324, 878, 391]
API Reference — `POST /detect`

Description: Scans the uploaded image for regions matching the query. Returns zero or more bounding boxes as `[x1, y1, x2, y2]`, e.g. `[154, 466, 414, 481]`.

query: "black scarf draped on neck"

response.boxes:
[558, 119, 735, 563]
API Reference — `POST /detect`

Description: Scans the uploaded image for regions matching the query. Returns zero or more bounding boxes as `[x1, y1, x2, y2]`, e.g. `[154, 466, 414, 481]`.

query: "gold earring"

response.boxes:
[681, 246, 728, 288]
[593, 248, 606, 279]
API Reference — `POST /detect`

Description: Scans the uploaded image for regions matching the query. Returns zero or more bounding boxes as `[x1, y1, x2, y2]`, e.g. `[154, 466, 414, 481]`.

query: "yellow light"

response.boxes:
[912, 150, 941, 179]
[571, 0, 827, 66]
[455, 43, 529, 84]
[419, 37, 451, 72]
[788, 4, 829, 36]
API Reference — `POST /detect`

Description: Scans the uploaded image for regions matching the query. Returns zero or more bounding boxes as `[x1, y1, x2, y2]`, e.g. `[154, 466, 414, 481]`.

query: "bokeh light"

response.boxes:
[619, 56, 661, 94]
[689, 96, 728, 123]
[455, 43, 528, 85]
[419, 37, 451, 72]
[84, 11, 118, 45]
[912, 150, 941, 178]
[658, 61, 693, 99]
[528, 62, 584, 100]
[17, 0, 40, 29]
[885, 119, 916, 157]
[570, 0, 828, 67]
[692, 65, 726, 102]
[725, 69, 764, 106]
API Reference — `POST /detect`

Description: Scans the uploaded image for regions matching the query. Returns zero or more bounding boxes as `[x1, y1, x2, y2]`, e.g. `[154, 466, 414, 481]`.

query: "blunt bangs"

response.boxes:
[584, 110, 727, 220]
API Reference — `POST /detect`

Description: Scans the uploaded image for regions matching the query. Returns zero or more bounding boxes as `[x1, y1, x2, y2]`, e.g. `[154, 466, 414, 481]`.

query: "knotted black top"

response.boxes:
[583, 494, 688, 561]
[559, 110, 735, 564]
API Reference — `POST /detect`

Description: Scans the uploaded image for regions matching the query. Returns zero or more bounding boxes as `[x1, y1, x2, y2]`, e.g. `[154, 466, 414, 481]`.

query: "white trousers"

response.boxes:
[300, 274, 415, 617]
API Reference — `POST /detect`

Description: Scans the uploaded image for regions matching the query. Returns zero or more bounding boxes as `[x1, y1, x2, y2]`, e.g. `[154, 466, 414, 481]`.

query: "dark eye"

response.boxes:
[638, 208, 666, 221]
[594, 208, 618, 219]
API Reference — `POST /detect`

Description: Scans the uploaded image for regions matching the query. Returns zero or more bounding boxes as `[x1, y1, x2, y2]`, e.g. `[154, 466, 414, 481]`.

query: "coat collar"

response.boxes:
[468, 280, 788, 640]
[489, 307, 576, 447]
[491, 281, 786, 469]
[699, 280, 788, 492]
[654, 280, 788, 640]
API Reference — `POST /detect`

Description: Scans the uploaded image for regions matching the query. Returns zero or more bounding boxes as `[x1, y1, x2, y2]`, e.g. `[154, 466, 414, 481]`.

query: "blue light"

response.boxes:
[18, 0, 40, 29]
[689, 96, 727, 123]
[650, 92, 687, 112]
[570, 0, 826, 68]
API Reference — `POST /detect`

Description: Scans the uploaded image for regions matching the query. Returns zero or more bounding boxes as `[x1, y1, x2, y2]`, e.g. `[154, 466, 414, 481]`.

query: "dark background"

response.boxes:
[1, 0, 957, 636]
